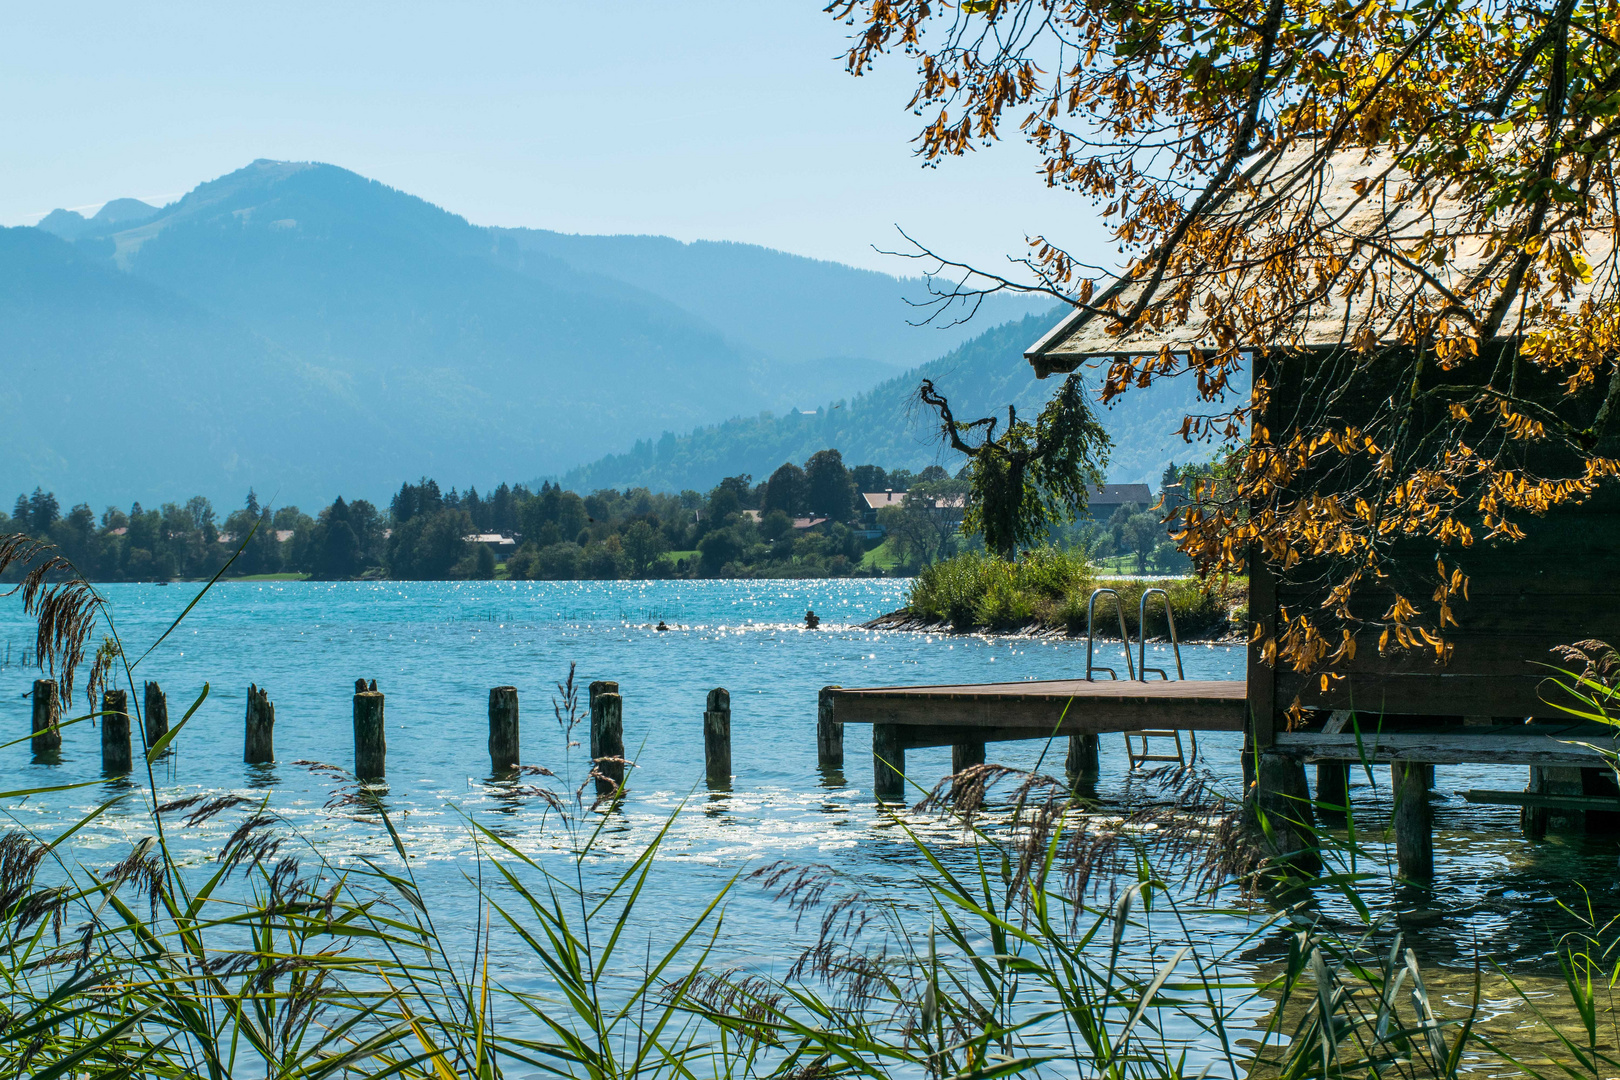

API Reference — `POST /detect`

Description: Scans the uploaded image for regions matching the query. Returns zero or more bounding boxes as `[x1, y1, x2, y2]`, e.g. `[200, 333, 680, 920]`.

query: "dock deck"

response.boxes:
[822, 678, 1246, 747]
[819, 678, 1247, 799]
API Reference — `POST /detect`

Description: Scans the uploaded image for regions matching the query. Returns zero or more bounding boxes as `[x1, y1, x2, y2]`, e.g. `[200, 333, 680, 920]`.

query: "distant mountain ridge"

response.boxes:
[560, 310, 1235, 494]
[6, 159, 1043, 508]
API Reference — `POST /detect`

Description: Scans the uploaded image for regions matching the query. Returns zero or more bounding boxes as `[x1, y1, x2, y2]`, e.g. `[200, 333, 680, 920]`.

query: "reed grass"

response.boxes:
[1, 530, 1613, 1078]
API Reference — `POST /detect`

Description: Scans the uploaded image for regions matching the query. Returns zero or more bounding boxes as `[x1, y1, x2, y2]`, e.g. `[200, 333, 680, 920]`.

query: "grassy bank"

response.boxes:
[897, 548, 1243, 638]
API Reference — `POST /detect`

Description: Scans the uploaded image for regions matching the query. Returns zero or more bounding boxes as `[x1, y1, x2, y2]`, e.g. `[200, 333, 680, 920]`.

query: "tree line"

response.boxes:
[1, 449, 962, 582]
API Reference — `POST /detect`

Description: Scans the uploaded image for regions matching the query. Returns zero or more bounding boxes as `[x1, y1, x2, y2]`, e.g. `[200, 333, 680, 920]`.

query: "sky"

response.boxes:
[0, 1, 1107, 276]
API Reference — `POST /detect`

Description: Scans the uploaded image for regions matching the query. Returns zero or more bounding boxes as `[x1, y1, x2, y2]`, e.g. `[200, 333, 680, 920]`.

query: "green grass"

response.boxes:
[226, 572, 310, 581]
[858, 537, 903, 572]
[906, 548, 1241, 636]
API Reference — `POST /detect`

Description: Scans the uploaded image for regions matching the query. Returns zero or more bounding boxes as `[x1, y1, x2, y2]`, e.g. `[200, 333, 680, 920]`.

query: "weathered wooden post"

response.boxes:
[102, 689, 131, 774]
[1066, 734, 1099, 783]
[1251, 752, 1319, 876]
[30, 679, 60, 754]
[817, 686, 843, 768]
[589, 681, 624, 795]
[1315, 762, 1350, 821]
[244, 684, 275, 764]
[873, 724, 905, 803]
[1391, 760, 1434, 882]
[951, 739, 985, 775]
[704, 688, 731, 787]
[144, 681, 168, 752]
[489, 686, 520, 773]
[354, 688, 386, 780]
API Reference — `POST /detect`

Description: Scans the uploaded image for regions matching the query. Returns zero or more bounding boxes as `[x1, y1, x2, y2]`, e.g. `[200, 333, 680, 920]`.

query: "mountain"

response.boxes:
[560, 310, 1238, 494]
[493, 230, 1044, 403]
[37, 197, 163, 241]
[5, 160, 1045, 509]
[0, 226, 406, 502]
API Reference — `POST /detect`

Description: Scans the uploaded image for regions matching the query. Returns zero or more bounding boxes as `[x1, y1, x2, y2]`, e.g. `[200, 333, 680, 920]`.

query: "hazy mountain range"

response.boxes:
[5, 159, 1219, 510]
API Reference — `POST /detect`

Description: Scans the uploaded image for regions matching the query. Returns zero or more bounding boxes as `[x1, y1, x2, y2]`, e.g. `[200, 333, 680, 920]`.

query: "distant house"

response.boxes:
[792, 516, 829, 530]
[859, 491, 907, 530]
[858, 491, 966, 536]
[1083, 483, 1154, 520]
[465, 533, 518, 555]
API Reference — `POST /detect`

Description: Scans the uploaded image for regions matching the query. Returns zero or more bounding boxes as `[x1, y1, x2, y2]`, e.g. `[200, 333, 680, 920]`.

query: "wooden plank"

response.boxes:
[1273, 730, 1619, 765]
[826, 680, 1246, 734]
[1273, 671, 1584, 717]
[1462, 789, 1620, 811]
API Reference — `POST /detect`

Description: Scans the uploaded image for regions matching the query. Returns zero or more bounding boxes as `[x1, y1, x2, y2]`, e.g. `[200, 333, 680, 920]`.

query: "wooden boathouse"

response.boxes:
[822, 289, 1620, 880]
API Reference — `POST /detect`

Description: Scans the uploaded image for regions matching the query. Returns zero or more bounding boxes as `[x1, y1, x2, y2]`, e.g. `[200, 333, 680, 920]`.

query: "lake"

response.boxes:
[1, 579, 1612, 1033]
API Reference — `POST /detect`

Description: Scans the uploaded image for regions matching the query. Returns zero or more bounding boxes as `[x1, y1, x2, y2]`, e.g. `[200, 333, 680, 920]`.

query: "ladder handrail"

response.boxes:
[1085, 588, 1136, 680]
[1137, 587, 1186, 681]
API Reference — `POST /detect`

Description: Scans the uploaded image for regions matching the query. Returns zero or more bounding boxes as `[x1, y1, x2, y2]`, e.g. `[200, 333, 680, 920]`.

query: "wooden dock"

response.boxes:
[819, 678, 1246, 800]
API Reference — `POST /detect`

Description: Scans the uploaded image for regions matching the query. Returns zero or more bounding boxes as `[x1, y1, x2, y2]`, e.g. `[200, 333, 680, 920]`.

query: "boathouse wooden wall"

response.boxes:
[1247, 347, 1620, 743]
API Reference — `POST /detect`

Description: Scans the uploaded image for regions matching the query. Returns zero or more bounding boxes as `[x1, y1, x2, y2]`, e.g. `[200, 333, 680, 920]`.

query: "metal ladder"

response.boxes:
[1085, 587, 1193, 769]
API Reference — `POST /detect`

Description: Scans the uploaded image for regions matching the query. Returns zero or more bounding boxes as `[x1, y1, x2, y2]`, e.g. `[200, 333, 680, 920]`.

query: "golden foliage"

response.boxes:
[829, 0, 1620, 671]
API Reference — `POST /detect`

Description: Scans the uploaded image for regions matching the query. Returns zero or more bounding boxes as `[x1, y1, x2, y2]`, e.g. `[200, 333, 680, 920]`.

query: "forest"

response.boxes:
[3, 449, 1181, 583]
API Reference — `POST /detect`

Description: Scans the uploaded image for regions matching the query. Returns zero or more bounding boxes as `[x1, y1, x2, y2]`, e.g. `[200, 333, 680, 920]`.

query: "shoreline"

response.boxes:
[860, 609, 1246, 645]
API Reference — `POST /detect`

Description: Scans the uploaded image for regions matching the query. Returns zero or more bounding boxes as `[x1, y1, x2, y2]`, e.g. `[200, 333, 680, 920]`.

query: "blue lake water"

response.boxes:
[0, 579, 1609, 1018]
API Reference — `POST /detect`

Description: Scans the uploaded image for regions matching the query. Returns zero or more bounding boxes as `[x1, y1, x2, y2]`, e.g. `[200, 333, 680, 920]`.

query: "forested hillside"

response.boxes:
[562, 311, 1239, 493]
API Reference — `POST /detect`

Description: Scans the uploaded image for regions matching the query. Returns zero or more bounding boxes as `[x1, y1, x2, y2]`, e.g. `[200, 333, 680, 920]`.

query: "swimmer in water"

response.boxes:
[804, 609, 820, 629]
[655, 620, 670, 631]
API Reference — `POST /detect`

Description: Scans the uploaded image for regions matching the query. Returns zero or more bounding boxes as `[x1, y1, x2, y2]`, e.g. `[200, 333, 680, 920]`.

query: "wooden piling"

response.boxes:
[951, 739, 985, 775]
[873, 723, 905, 803]
[489, 686, 520, 773]
[1315, 762, 1350, 822]
[30, 679, 60, 754]
[590, 685, 624, 795]
[1066, 734, 1099, 782]
[588, 680, 617, 761]
[244, 684, 274, 764]
[144, 681, 168, 752]
[1251, 752, 1318, 875]
[817, 686, 843, 768]
[102, 689, 131, 774]
[1391, 760, 1434, 882]
[704, 687, 731, 787]
[353, 690, 385, 780]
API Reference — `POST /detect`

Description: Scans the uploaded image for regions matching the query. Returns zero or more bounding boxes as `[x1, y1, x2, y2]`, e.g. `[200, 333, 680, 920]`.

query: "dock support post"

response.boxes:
[1315, 762, 1350, 822]
[1252, 752, 1317, 875]
[489, 686, 519, 774]
[873, 724, 905, 803]
[31, 679, 60, 754]
[1066, 734, 1099, 783]
[144, 681, 168, 752]
[590, 681, 624, 795]
[244, 684, 275, 764]
[817, 686, 843, 768]
[354, 690, 385, 780]
[705, 688, 731, 788]
[102, 690, 131, 775]
[1391, 760, 1433, 882]
[1523, 765, 1588, 837]
[951, 739, 985, 775]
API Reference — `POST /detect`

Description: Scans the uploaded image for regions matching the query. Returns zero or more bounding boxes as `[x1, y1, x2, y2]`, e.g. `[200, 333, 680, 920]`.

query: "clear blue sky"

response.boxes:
[0, 1, 1104, 276]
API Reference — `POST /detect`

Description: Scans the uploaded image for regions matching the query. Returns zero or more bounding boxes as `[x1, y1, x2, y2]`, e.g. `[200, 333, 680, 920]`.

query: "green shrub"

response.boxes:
[907, 547, 1241, 636]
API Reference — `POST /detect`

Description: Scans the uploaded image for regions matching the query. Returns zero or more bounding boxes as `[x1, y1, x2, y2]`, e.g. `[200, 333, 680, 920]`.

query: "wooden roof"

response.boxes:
[1023, 150, 1615, 377]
